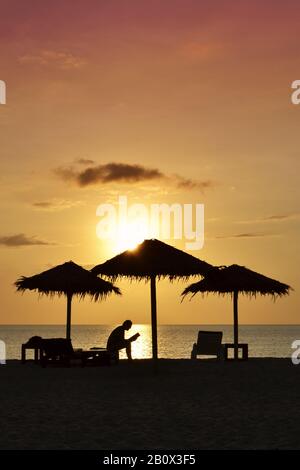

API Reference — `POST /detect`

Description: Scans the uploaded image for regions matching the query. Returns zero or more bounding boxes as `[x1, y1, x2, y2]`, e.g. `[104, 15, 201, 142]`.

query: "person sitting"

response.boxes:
[106, 320, 140, 362]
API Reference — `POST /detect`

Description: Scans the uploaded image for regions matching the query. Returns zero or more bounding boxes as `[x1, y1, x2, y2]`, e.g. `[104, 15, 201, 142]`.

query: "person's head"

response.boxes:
[122, 320, 132, 331]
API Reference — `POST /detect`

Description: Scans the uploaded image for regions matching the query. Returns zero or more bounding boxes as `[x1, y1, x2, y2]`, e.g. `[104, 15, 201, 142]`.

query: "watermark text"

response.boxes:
[291, 80, 300, 105]
[0, 80, 6, 104]
[96, 196, 204, 251]
[0, 340, 6, 365]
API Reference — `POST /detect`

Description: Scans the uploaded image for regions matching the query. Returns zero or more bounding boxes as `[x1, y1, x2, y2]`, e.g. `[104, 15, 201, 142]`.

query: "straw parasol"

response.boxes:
[92, 239, 213, 360]
[15, 261, 121, 339]
[182, 264, 291, 359]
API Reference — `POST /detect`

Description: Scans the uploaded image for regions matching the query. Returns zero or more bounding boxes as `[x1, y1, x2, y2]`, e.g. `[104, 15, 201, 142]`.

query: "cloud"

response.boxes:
[215, 232, 278, 240]
[32, 199, 82, 211]
[19, 50, 86, 70]
[54, 162, 215, 191]
[32, 202, 53, 209]
[233, 233, 268, 238]
[262, 213, 300, 222]
[53, 166, 78, 182]
[80, 163, 163, 185]
[75, 158, 95, 165]
[174, 175, 215, 191]
[54, 162, 163, 186]
[0, 234, 54, 247]
[236, 213, 300, 224]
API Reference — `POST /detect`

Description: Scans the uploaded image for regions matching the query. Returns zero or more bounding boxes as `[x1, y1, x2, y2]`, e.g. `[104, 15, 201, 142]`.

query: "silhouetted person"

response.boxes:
[107, 320, 140, 361]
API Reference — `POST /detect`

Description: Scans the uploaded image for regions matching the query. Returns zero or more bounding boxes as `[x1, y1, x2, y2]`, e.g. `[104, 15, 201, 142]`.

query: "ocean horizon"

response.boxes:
[1, 324, 299, 360]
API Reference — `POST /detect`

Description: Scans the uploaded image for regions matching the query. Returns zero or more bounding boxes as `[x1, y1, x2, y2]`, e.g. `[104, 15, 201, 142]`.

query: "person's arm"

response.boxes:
[128, 333, 140, 342]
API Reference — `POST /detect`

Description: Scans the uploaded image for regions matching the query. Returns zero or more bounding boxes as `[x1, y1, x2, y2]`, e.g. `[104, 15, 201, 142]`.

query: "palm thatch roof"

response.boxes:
[182, 264, 291, 299]
[15, 261, 121, 300]
[92, 239, 213, 280]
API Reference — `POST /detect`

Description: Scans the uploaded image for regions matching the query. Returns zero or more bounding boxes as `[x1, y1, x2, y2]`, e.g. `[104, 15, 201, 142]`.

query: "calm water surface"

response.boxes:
[1, 324, 299, 359]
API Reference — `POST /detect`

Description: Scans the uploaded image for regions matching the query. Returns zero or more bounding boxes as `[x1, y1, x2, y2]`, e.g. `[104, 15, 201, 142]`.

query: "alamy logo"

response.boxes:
[0, 340, 6, 365]
[0, 80, 6, 104]
[96, 196, 205, 251]
[291, 340, 300, 364]
[291, 80, 300, 105]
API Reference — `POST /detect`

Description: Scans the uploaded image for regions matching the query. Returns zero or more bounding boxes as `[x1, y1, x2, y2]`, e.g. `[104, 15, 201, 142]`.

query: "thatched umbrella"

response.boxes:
[182, 264, 291, 359]
[92, 239, 213, 360]
[15, 261, 121, 339]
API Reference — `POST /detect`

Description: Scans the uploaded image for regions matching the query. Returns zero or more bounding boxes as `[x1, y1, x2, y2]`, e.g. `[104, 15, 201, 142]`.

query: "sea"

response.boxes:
[1, 324, 299, 360]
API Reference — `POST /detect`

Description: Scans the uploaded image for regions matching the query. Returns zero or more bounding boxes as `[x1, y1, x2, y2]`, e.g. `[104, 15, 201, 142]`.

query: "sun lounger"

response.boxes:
[40, 338, 80, 367]
[191, 330, 224, 360]
[21, 337, 112, 367]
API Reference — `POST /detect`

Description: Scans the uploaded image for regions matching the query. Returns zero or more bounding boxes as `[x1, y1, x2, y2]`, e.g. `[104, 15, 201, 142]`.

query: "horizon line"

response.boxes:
[1, 323, 300, 327]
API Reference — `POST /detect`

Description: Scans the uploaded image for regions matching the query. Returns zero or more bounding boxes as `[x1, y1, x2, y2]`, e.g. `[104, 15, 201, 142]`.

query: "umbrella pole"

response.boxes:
[150, 275, 158, 361]
[66, 293, 72, 340]
[233, 291, 239, 360]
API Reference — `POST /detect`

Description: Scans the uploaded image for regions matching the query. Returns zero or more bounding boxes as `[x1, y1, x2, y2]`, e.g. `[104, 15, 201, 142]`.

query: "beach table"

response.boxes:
[21, 343, 41, 364]
[81, 348, 111, 366]
[224, 343, 248, 361]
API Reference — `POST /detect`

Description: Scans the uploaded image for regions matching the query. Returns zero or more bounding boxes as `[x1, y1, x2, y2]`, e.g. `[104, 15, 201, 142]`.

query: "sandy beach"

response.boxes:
[0, 358, 299, 450]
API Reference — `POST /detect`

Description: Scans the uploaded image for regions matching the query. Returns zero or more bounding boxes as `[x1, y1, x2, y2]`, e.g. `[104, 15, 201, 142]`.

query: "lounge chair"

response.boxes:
[21, 336, 112, 367]
[40, 339, 112, 367]
[191, 330, 224, 360]
[21, 336, 43, 364]
[40, 338, 79, 367]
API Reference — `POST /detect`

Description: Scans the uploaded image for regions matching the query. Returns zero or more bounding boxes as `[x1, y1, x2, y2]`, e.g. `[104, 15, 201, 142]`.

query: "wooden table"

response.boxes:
[81, 349, 111, 366]
[21, 344, 42, 364]
[224, 343, 248, 361]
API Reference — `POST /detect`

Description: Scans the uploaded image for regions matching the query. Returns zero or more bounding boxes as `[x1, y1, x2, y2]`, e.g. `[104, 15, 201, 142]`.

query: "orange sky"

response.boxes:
[0, 0, 299, 325]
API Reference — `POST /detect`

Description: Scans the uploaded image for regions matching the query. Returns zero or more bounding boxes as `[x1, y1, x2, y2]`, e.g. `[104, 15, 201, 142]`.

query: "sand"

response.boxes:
[0, 358, 299, 450]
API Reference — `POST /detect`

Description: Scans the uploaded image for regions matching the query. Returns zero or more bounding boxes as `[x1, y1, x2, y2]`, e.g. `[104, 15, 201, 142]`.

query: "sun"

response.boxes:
[113, 221, 148, 253]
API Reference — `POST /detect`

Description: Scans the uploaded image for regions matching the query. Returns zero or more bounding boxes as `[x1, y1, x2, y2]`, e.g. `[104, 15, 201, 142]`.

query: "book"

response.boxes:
[129, 333, 140, 342]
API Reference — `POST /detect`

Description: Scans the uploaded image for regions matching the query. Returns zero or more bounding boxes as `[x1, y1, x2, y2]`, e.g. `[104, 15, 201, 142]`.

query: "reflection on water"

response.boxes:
[128, 324, 151, 359]
[1, 324, 300, 359]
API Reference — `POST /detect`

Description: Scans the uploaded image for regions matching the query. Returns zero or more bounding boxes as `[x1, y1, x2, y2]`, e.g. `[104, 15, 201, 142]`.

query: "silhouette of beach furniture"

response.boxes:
[223, 342, 248, 361]
[40, 340, 112, 367]
[21, 337, 111, 367]
[40, 338, 81, 367]
[21, 336, 43, 364]
[183, 265, 291, 360]
[81, 347, 111, 366]
[191, 331, 223, 360]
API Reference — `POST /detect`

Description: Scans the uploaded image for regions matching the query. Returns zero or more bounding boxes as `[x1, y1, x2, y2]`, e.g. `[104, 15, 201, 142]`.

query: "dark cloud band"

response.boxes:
[54, 161, 214, 191]
[0, 234, 53, 247]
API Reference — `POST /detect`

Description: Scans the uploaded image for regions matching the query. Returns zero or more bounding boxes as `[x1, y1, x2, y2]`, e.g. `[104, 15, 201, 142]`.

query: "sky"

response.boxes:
[0, 0, 299, 325]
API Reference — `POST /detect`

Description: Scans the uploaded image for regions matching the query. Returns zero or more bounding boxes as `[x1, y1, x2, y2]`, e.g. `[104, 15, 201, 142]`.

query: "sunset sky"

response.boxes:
[0, 0, 299, 325]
